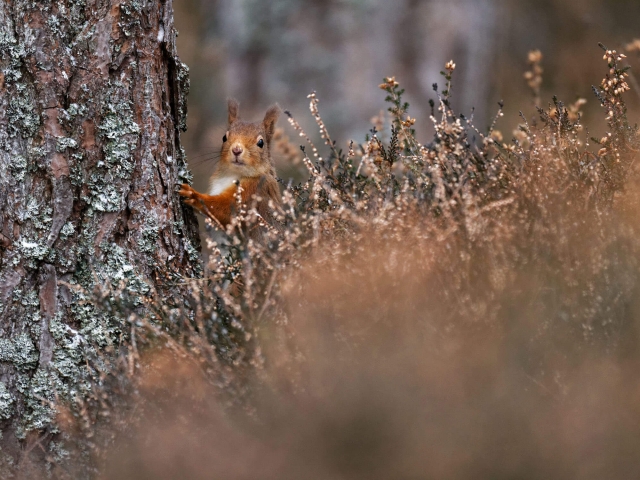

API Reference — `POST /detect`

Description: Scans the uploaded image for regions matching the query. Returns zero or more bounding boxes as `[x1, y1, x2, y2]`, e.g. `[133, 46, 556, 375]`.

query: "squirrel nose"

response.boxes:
[232, 146, 243, 156]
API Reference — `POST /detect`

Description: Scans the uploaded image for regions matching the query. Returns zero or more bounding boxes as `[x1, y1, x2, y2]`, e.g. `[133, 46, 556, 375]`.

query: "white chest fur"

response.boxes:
[208, 175, 239, 196]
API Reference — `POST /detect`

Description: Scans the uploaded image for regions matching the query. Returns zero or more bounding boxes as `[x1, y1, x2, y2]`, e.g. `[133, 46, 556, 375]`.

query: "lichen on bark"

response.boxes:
[0, 0, 200, 471]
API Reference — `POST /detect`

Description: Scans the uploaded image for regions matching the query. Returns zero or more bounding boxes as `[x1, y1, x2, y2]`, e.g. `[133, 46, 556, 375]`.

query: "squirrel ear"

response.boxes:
[228, 98, 240, 124]
[262, 103, 281, 141]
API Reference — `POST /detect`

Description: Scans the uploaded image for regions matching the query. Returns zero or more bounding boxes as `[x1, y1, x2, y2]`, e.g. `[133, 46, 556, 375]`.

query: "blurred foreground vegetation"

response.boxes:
[31, 42, 640, 478]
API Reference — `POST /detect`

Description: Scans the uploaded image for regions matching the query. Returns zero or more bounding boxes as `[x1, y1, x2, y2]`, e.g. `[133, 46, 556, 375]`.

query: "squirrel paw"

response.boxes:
[178, 184, 199, 207]
[178, 184, 196, 199]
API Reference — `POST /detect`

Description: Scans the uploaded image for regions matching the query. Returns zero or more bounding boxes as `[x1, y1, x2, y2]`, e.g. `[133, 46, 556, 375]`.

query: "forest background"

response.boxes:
[176, 0, 640, 188]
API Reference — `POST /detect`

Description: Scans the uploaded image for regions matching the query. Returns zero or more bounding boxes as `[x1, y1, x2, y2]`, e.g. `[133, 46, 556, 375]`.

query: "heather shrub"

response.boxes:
[185, 45, 639, 366]
[45, 45, 640, 478]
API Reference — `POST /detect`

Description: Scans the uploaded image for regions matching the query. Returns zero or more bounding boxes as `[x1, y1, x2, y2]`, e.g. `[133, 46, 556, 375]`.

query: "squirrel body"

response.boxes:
[179, 99, 281, 230]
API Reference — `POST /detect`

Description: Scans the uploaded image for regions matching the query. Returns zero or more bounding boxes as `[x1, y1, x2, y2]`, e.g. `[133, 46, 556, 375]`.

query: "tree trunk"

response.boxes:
[0, 0, 200, 469]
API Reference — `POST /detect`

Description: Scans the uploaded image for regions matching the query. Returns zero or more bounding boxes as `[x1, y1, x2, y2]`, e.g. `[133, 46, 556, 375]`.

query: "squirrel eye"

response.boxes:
[257, 138, 264, 148]
[222, 134, 227, 142]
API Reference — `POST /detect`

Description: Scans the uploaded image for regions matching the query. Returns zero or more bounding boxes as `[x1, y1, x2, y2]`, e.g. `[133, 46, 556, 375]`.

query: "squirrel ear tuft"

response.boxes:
[262, 103, 281, 141]
[228, 98, 240, 124]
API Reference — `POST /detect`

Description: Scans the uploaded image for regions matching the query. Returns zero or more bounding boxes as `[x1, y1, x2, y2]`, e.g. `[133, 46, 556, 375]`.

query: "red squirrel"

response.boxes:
[179, 99, 281, 232]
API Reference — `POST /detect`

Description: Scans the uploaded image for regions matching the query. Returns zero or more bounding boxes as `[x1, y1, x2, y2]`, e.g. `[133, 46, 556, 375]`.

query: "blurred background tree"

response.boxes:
[175, 0, 640, 188]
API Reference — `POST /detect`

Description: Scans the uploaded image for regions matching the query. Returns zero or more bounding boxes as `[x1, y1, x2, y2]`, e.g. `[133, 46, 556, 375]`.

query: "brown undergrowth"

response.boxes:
[37, 45, 640, 478]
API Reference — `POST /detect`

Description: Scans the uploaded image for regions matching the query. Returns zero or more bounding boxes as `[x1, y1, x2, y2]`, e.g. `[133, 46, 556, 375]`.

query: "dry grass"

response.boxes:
[31, 45, 640, 478]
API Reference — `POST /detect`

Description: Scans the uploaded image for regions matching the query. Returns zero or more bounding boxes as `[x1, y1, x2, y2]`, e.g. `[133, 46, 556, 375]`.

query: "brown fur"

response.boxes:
[179, 99, 282, 233]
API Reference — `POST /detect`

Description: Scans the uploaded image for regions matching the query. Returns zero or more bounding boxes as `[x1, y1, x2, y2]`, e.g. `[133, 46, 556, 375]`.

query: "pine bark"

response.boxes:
[0, 0, 200, 468]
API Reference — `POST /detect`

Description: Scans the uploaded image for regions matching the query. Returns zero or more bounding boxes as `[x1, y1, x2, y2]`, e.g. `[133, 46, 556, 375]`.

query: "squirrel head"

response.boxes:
[218, 98, 281, 178]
